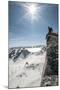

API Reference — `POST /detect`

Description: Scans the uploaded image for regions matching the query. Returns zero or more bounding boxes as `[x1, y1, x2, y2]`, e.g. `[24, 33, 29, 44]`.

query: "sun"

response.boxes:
[27, 4, 37, 22]
[28, 4, 36, 16]
[21, 3, 41, 23]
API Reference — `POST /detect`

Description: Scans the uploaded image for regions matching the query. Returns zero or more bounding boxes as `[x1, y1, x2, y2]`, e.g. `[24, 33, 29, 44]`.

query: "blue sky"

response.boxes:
[9, 2, 58, 47]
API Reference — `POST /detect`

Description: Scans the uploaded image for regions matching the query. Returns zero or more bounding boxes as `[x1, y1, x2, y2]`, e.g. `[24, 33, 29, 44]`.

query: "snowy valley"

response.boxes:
[8, 47, 47, 88]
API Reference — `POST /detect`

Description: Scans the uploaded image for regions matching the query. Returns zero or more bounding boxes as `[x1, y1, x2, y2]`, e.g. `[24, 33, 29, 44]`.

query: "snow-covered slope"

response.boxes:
[9, 47, 47, 88]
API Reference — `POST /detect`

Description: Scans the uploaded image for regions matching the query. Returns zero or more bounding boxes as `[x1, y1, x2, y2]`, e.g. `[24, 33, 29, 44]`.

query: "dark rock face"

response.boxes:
[13, 49, 21, 60]
[16, 86, 20, 88]
[9, 49, 15, 58]
[41, 75, 58, 86]
[45, 45, 58, 75]
[9, 48, 30, 62]
[20, 49, 30, 58]
[41, 27, 58, 87]
[45, 27, 58, 75]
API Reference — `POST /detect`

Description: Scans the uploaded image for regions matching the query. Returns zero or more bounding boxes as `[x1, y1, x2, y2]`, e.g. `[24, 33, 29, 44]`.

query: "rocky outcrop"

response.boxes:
[41, 75, 58, 86]
[41, 27, 58, 86]
[45, 27, 58, 75]
[9, 48, 30, 62]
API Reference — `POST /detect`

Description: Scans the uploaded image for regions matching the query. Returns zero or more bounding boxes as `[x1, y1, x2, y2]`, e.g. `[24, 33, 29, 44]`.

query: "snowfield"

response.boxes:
[9, 47, 47, 88]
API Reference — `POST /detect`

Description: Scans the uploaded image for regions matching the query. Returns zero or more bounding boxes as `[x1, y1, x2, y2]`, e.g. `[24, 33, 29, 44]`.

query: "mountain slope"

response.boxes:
[9, 47, 47, 88]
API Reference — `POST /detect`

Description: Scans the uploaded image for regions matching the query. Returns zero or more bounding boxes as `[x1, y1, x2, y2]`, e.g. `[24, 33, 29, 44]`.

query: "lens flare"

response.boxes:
[28, 4, 36, 16]
[18, 3, 42, 23]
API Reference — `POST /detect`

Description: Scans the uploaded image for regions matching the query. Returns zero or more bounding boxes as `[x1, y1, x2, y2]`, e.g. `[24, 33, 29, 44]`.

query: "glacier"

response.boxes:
[8, 47, 47, 88]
